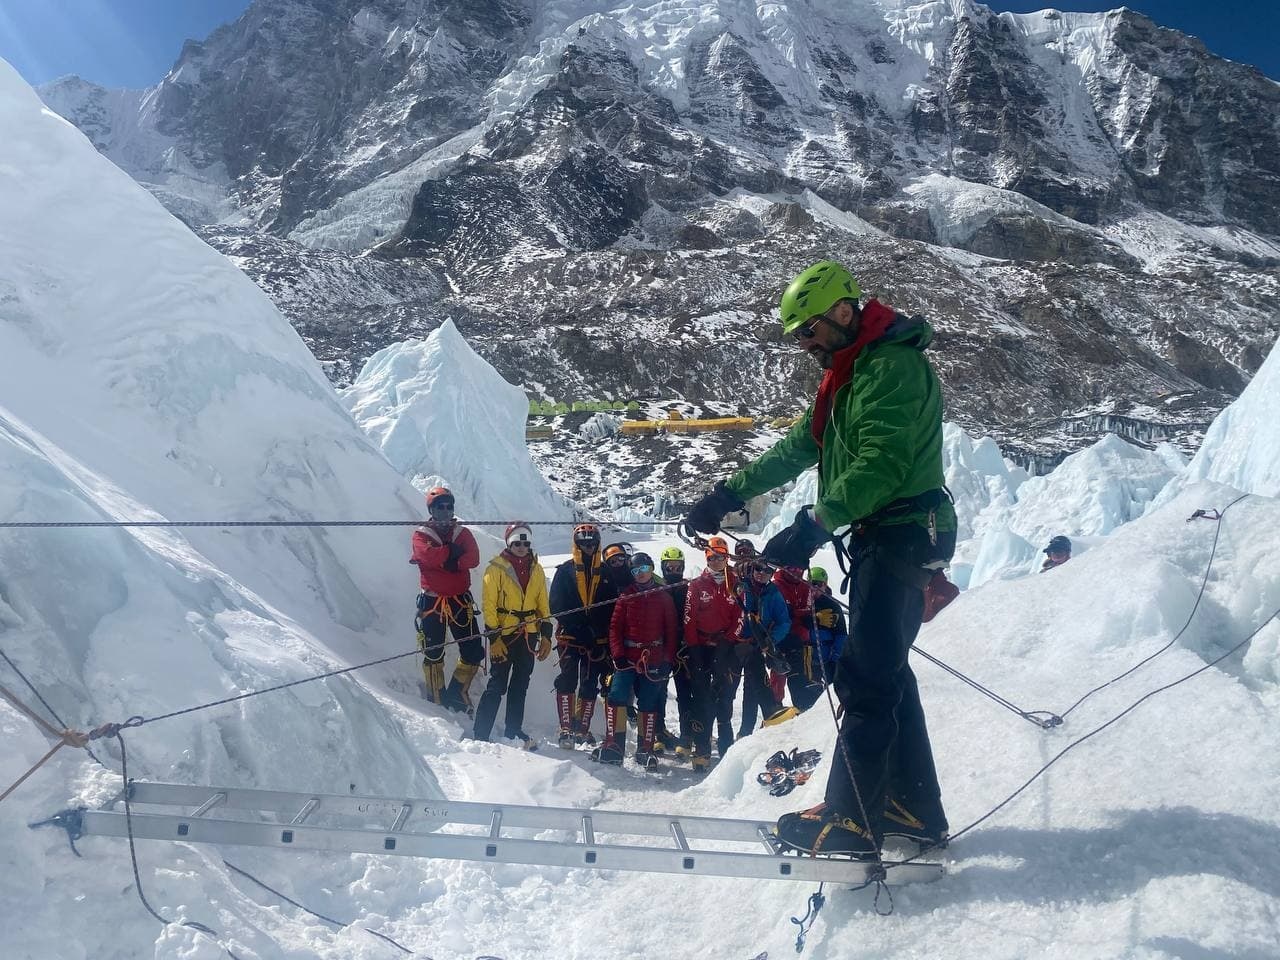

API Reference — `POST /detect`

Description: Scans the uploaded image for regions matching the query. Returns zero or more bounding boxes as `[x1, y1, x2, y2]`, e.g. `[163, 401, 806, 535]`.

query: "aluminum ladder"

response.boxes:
[77, 781, 945, 886]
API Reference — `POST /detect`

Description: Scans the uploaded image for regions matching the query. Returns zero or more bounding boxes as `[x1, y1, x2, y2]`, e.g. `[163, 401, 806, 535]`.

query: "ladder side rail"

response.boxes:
[123, 784, 776, 843]
[78, 810, 943, 886]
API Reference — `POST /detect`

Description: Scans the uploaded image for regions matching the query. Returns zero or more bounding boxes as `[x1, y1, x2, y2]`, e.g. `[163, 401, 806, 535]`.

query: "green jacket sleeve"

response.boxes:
[813, 347, 926, 530]
[725, 406, 820, 502]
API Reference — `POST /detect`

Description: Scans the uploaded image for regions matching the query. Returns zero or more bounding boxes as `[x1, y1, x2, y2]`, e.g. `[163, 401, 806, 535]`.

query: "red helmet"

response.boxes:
[505, 522, 533, 547]
[425, 486, 454, 508]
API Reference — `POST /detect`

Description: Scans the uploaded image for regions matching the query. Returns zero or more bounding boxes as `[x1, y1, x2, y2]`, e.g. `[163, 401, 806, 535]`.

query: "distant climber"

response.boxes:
[1041, 535, 1072, 571]
[410, 486, 483, 711]
[550, 524, 617, 748]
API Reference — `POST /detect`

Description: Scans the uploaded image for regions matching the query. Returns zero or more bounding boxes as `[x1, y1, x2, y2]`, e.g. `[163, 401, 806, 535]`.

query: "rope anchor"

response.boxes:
[29, 806, 87, 856]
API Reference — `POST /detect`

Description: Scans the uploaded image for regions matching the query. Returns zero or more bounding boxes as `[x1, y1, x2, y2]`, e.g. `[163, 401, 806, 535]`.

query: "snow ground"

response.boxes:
[3, 50, 1280, 960]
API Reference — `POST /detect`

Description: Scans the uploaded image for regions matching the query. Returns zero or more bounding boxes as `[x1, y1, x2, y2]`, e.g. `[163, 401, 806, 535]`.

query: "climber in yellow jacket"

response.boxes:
[473, 522, 553, 749]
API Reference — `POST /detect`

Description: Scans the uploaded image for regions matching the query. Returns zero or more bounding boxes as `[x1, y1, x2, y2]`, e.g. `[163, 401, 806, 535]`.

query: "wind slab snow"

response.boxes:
[4, 54, 1280, 960]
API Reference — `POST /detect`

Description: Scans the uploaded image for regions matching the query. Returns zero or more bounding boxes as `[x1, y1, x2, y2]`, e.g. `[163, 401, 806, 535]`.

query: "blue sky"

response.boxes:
[0, 0, 1275, 89]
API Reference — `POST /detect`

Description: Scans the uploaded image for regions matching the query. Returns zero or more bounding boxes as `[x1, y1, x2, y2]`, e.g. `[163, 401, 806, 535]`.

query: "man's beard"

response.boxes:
[807, 344, 835, 369]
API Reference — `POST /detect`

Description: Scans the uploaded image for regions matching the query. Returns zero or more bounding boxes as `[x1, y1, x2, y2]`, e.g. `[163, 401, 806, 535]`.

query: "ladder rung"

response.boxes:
[670, 822, 690, 851]
[581, 815, 594, 845]
[757, 826, 781, 855]
[189, 793, 226, 818]
[488, 811, 502, 840]
[291, 799, 320, 825]
[390, 803, 412, 832]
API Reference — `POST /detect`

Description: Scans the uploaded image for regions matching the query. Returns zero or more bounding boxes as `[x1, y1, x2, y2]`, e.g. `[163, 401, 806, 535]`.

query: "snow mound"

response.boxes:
[341, 321, 577, 524]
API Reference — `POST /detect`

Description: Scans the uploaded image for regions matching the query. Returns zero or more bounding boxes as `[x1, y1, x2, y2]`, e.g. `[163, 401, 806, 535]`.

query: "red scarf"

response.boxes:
[505, 549, 534, 591]
[810, 299, 897, 447]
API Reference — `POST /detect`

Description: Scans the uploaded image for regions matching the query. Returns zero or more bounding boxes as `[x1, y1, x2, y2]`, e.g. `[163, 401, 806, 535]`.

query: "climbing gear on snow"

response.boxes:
[757, 748, 823, 797]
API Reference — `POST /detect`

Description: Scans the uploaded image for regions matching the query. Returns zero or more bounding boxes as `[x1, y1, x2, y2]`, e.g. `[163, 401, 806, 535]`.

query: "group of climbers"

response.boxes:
[409, 499, 847, 772]
[410, 257, 994, 862]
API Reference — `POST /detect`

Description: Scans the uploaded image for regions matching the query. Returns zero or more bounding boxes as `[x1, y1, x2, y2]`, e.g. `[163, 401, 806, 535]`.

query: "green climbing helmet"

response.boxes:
[660, 546, 685, 563]
[808, 566, 829, 584]
[779, 261, 861, 334]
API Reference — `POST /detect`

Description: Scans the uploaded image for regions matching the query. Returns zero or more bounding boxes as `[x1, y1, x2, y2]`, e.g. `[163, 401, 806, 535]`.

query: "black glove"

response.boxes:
[614, 655, 632, 672]
[733, 642, 753, 666]
[539, 621, 554, 643]
[442, 541, 467, 572]
[762, 506, 831, 568]
[684, 480, 746, 536]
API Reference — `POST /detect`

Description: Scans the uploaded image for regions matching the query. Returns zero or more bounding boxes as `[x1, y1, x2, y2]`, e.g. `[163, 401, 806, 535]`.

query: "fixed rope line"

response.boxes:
[113, 576, 690, 730]
[0, 680, 127, 804]
[695, 527, 1060, 730]
[113, 730, 244, 959]
[1056, 496, 1249, 720]
[221, 860, 413, 955]
[0, 645, 106, 768]
[910, 647, 1062, 729]
[886, 599, 1280, 873]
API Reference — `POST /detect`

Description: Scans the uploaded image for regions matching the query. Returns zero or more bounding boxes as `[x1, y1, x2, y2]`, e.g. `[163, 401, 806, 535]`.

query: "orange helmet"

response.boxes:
[573, 523, 601, 551]
[705, 535, 730, 559]
[602, 544, 629, 564]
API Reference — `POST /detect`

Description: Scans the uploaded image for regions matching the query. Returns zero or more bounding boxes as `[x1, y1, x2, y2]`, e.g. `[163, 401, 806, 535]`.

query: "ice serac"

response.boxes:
[0, 57, 439, 799]
[341, 320, 577, 526]
[963, 433, 1183, 586]
[1180, 336, 1280, 497]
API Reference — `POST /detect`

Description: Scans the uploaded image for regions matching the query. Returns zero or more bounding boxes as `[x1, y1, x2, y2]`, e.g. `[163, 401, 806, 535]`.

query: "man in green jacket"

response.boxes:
[684, 260, 956, 858]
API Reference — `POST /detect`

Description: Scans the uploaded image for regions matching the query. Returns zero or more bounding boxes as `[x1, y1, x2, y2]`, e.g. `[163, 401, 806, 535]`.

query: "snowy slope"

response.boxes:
[340, 322, 577, 523]
[0, 45, 463, 881]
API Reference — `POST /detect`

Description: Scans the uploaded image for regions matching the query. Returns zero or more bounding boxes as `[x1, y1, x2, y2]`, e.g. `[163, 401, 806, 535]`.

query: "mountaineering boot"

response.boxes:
[422, 658, 446, 704]
[762, 705, 800, 728]
[881, 797, 949, 849]
[774, 802, 880, 859]
[653, 724, 675, 756]
[574, 697, 597, 746]
[590, 705, 626, 765]
[441, 661, 479, 714]
[556, 692, 576, 750]
[674, 738, 692, 760]
[634, 711, 659, 770]
[505, 729, 538, 751]
[690, 750, 711, 773]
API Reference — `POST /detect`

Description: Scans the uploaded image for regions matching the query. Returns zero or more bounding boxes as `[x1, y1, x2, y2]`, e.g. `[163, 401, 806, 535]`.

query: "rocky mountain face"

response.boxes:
[38, 0, 1280, 514]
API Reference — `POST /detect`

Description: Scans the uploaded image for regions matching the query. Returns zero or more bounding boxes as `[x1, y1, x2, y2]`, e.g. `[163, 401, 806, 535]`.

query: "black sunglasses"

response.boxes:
[428, 500, 455, 515]
[791, 314, 835, 341]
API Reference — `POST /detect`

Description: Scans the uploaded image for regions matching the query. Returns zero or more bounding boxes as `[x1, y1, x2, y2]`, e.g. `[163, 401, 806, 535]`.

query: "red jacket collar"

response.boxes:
[811, 300, 897, 447]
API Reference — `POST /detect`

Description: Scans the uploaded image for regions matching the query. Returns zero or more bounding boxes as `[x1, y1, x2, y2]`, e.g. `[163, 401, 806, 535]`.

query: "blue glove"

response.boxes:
[762, 506, 831, 569]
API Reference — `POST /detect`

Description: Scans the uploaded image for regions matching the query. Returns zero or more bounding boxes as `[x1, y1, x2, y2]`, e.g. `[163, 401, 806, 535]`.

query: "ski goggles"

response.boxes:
[630, 563, 653, 575]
